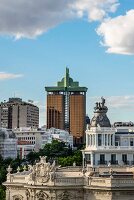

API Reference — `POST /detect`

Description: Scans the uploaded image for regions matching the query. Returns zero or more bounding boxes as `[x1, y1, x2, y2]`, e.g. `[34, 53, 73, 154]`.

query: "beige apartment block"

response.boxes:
[0, 98, 39, 129]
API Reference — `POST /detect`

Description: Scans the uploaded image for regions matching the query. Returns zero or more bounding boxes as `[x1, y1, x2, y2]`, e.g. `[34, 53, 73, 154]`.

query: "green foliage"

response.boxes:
[26, 140, 75, 165]
[58, 150, 82, 167]
[0, 186, 6, 200]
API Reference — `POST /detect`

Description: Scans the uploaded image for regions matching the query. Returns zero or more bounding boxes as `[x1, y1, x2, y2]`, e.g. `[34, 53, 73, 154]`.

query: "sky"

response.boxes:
[0, 0, 134, 126]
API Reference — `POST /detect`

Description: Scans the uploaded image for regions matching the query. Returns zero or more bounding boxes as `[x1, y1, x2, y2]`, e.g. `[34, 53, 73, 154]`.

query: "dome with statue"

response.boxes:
[90, 97, 111, 128]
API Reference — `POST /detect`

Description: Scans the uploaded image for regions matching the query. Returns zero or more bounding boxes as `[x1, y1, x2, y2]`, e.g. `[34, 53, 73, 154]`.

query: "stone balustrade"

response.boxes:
[55, 177, 84, 186]
[88, 177, 134, 189]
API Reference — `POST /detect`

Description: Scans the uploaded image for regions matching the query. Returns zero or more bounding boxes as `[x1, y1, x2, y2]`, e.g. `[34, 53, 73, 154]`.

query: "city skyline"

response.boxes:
[0, 0, 134, 126]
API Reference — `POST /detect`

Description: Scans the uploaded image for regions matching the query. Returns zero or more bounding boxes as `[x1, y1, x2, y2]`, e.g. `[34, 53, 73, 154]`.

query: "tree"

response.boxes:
[0, 186, 5, 200]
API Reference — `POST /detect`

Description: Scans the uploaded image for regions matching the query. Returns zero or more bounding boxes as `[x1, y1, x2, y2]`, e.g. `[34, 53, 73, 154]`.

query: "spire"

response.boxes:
[64, 67, 69, 87]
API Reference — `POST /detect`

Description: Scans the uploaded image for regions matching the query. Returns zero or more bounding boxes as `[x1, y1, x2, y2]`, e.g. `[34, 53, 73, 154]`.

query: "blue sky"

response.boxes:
[0, 0, 134, 126]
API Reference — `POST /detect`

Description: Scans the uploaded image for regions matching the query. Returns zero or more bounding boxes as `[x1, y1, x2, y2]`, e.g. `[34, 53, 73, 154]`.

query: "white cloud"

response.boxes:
[88, 95, 134, 123]
[0, 0, 119, 39]
[97, 10, 134, 55]
[89, 95, 134, 110]
[71, 0, 119, 21]
[107, 95, 134, 109]
[0, 72, 23, 80]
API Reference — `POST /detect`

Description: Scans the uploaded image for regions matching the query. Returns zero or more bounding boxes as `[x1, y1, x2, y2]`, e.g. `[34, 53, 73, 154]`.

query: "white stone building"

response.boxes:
[14, 127, 43, 152]
[14, 127, 73, 158]
[82, 97, 134, 168]
[46, 128, 73, 148]
[0, 128, 17, 159]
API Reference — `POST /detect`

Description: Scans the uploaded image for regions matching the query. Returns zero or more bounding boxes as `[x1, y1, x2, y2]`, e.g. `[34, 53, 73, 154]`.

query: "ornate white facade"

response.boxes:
[82, 98, 134, 168]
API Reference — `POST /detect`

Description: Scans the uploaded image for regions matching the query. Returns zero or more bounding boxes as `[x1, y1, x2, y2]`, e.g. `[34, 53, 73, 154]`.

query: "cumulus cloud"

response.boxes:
[71, 0, 119, 21]
[0, 0, 119, 39]
[97, 10, 134, 55]
[0, 72, 23, 80]
[107, 95, 134, 109]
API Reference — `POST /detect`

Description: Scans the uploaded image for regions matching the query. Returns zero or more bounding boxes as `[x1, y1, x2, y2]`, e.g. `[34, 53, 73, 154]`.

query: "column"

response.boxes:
[89, 134, 91, 146]
[93, 134, 95, 146]
[82, 152, 85, 168]
[95, 134, 96, 146]
[86, 133, 88, 147]
[104, 134, 105, 146]
[91, 152, 93, 167]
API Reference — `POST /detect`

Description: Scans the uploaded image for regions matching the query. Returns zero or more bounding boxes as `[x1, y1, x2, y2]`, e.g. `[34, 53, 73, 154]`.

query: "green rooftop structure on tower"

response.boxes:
[45, 68, 88, 145]
[45, 67, 87, 93]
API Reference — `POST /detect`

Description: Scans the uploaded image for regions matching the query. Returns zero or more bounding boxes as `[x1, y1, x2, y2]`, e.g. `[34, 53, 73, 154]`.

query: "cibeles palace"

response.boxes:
[3, 98, 134, 200]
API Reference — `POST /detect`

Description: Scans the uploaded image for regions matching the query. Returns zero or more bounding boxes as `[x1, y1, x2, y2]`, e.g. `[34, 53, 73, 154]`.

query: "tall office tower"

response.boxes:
[45, 68, 88, 145]
[0, 98, 39, 129]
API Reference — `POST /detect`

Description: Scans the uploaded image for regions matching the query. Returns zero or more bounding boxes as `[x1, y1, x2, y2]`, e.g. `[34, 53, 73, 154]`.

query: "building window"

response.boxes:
[111, 135, 113, 146]
[111, 154, 117, 164]
[98, 134, 102, 146]
[99, 154, 105, 165]
[122, 154, 128, 165]
[130, 139, 133, 146]
[85, 154, 91, 164]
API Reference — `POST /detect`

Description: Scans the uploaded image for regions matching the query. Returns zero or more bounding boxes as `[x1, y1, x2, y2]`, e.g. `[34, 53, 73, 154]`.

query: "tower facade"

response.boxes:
[45, 68, 87, 145]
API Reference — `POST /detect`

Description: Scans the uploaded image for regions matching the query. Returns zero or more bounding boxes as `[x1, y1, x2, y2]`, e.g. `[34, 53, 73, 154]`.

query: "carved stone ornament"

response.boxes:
[36, 160, 50, 183]
[25, 189, 30, 200]
[34, 156, 55, 184]
[35, 190, 50, 200]
[58, 191, 74, 200]
[26, 156, 56, 185]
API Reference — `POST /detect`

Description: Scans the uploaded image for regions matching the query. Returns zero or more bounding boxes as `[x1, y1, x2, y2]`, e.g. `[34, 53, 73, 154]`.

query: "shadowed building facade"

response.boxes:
[45, 68, 87, 145]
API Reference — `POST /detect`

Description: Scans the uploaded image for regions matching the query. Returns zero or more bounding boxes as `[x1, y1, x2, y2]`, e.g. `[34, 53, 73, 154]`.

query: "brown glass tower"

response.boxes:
[45, 68, 87, 145]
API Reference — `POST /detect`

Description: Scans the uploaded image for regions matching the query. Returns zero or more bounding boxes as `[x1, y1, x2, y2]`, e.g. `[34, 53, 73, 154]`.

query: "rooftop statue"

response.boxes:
[94, 97, 108, 113]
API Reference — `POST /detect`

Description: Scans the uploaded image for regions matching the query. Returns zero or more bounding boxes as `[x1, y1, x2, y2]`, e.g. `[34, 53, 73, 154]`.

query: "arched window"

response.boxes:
[13, 195, 23, 200]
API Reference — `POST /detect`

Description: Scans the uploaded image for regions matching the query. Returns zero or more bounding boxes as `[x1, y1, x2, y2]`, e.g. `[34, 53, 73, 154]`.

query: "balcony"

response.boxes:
[110, 160, 118, 165]
[85, 145, 134, 151]
[122, 160, 129, 165]
[97, 160, 119, 166]
[98, 161, 107, 165]
[131, 161, 134, 165]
